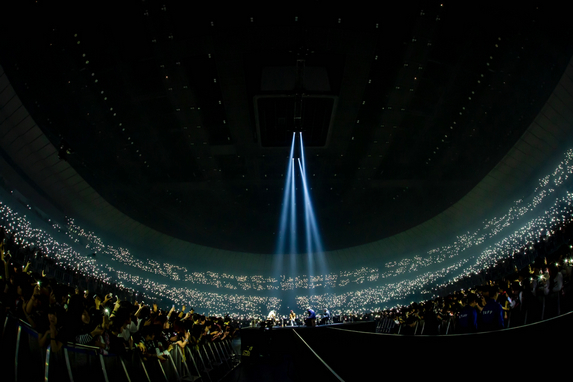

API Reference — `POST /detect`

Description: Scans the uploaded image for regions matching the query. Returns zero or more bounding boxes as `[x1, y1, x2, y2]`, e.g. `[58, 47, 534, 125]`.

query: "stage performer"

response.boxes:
[307, 308, 316, 327]
[289, 310, 296, 327]
[321, 308, 330, 325]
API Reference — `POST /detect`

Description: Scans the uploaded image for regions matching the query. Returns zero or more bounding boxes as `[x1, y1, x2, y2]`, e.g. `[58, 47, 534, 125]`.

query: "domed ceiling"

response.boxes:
[1, 2, 571, 255]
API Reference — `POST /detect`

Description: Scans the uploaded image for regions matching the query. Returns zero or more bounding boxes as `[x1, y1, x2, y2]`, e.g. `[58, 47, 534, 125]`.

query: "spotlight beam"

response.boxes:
[298, 159, 323, 254]
[275, 132, 328, 305]
[290, 156, 296, 254]
[299, 132, 306, 176]
[299, 158, 314, 253]
[298, 133, 323, 252]
[299, 133, 328, 284]
[275, 133, 296, 255]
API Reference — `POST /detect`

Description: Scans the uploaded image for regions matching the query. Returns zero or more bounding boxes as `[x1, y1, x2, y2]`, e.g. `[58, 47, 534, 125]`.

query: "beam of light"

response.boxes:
[298, 132, 329, 291]
[275, 132, 329, 308]
[275, 133, 296, 255]
[298, 134, 325, 254]
[297, 153, 324, 254]
[289, 157, 298, 306]
[299, 131, 306, 177]
[273, 133, 297, 310]
[298, 158, 326, 266]
[298, 158, 315, 283]
[290, 157, 297, 254]
[273, 133, 296, 310]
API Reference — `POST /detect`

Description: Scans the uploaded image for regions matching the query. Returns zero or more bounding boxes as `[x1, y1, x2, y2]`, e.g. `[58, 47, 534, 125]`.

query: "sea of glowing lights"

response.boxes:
[1, 149, 573, 316]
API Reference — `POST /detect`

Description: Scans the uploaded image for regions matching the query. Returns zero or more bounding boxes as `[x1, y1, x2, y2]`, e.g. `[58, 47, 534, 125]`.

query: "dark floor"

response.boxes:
[221, 322, 377, 382]
[223, 337, 297, 382]
[223, 354, 296, 382]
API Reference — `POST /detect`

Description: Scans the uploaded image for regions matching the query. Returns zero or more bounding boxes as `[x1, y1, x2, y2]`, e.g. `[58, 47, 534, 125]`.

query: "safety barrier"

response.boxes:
[374, 284, 571, 335]
[0, 314, 240, 382]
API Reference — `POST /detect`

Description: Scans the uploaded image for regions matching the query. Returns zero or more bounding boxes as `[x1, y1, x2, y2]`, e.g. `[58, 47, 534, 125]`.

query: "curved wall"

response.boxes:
[1, 58, 573, 277]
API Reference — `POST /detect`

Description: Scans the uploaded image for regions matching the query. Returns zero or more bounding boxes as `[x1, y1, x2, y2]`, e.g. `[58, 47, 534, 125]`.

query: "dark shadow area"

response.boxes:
[230, 315, 571, 381]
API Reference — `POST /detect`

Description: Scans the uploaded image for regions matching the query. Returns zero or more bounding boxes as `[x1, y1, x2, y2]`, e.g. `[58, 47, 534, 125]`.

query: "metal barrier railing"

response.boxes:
[373, 285, 571, 335]
[0, 314, 239, 382]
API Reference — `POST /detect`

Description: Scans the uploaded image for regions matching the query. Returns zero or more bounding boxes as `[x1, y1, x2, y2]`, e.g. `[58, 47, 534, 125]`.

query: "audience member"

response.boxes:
[456, 294, 479, 333]
[479, 286, 505, 331]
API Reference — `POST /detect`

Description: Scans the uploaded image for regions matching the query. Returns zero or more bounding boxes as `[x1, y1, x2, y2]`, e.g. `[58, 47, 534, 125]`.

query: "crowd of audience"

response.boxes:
[3, 217, 572, 350]
[375, 231, 572, 335]
[2, 185, 573, 367]
[1, 208, 572, 382]
[0, 229, 240, 372]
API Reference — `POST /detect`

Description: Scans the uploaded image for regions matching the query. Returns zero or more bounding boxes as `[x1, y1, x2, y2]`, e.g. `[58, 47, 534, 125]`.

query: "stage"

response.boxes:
[227, 321, 376, 381]
[239, 320, 377, 362]
[229, 313, 573, 381]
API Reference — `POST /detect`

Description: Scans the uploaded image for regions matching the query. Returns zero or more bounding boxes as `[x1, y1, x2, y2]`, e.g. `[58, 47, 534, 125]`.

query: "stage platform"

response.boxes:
[230, 312, 573, 381]
[225, 321, 376, 382]
[239, 321, 376, 362]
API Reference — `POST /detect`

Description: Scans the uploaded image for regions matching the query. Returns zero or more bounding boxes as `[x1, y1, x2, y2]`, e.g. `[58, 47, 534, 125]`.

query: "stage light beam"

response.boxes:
[275, 133, 296, 255]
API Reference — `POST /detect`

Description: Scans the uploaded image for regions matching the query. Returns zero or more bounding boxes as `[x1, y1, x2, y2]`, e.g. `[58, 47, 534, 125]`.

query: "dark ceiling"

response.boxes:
[1, 2, 572, 254]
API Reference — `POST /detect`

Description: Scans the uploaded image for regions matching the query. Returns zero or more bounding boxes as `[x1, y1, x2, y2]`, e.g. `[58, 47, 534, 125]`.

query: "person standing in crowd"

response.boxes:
[481, 285, 504, 331]
[509, 281, 530, 327]
[543, 264, 564, 318]
[456, 294, 479, 333]
[420, 301, 441, 335]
